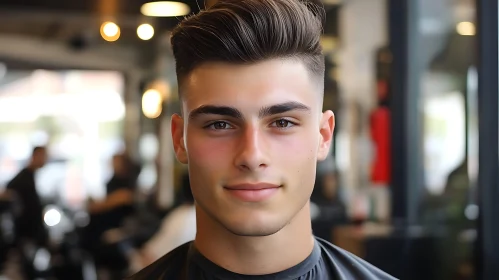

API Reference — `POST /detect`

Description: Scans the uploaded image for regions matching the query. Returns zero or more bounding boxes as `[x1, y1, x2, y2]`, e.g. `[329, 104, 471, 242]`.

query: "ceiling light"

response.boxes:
[142, 89, 163, 119]
[141, 1, 191, 17]
[137, 23, 155, 40]
[456, 21, 475, 36]
[100, 21, 121, 42]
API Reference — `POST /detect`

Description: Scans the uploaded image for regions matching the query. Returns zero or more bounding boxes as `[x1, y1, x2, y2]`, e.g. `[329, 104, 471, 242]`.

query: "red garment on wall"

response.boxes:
[370, 107, 391, 185]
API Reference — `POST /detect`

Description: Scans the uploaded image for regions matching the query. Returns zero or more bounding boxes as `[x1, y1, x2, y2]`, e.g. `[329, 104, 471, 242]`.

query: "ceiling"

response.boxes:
[0, 0, 203, 43]
[0, 0, 339, 41]
[0, 0, 339, 71]
[0, 0, 205, 70]
[0, 0, 205, 15]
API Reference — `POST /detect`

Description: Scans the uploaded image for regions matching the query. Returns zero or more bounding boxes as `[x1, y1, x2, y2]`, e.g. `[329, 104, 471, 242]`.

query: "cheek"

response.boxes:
[271, 131, 318, 163]
[186, 135, 233, 175]
[271, 132, 318, 191]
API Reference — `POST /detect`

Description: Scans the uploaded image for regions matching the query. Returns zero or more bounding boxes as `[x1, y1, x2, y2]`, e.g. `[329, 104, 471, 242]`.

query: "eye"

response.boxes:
[206, 121, 233, 130]
[271, 119, 296, 129]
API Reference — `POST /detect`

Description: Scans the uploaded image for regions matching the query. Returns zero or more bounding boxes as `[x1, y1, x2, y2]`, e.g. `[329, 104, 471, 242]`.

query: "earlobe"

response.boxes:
[171, 114, 188, 164]
[317, 110, 335, 161]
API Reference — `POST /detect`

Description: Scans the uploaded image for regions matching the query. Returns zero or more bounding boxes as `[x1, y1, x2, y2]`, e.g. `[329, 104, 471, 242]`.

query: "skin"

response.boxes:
[171, 58, 335, 275]
[29, 148, 47, 171]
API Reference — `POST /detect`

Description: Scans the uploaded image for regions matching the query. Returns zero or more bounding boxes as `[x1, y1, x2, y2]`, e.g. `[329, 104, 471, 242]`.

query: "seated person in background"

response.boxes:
[82, 153, 139, 274]
[87, 153, 138, 227]
[129, 173, 196, 271]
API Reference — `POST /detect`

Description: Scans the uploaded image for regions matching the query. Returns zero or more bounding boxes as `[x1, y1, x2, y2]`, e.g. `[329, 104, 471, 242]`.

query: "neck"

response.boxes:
[194, 201, 314, 275]
[26, 164, 36, 171]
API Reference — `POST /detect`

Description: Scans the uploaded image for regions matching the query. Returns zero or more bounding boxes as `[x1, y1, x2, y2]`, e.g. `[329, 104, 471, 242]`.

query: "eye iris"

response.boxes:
[214, 122, 227, 129]
[277, 120, 288, 127]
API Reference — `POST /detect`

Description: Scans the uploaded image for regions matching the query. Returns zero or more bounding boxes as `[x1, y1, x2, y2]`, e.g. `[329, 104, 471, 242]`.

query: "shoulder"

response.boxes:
[168, 205, 192, 218]
[315, 237, 398, 280]
[6, 169, 28, 189]
[174, 205, 196, 221]
[126, 242, 192, 280]
[158, 205, 193, 231]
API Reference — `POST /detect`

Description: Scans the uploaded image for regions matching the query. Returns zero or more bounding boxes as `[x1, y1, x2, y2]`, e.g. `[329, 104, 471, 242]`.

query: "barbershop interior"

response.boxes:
[0, 0, 497, 279]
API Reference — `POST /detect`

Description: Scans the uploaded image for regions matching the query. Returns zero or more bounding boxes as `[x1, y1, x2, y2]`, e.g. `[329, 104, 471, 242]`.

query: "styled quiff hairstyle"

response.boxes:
[170, 0, 325, 92]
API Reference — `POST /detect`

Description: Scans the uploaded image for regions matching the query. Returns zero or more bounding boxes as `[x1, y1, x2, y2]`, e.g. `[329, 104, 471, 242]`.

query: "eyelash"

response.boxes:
[205, 119, 297, 130]
[205, 121, 234, 130]
[269, 119, 297, 129]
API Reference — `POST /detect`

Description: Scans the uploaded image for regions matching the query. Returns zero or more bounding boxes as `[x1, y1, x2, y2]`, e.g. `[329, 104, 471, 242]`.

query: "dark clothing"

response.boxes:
[6, 168, 48, 246]
[104, 174, 136, 229]
[82, 174, 135, 246]
[81, 174, 136, 272]
[106, 175, 135, 195]
[127, 237, 397, 280]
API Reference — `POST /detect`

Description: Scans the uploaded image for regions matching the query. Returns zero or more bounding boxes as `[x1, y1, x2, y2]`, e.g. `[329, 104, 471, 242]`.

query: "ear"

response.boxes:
[317, 110, 335, 161]
[171, 114, 188, 164]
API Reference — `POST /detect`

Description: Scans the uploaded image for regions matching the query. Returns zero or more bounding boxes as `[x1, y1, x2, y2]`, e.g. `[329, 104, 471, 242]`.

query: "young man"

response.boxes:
[128, 0, 396, 279]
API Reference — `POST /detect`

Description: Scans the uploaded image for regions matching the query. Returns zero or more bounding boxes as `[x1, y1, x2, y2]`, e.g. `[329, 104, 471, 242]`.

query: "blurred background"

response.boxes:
[0, 0, 497, 279]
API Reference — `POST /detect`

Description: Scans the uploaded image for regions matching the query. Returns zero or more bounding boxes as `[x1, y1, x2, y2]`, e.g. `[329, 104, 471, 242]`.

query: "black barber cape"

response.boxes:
[126, 237, 397, 280]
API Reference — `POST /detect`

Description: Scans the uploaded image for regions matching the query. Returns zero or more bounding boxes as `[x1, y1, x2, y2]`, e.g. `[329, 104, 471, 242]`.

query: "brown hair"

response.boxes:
[170, 0, 325, 92]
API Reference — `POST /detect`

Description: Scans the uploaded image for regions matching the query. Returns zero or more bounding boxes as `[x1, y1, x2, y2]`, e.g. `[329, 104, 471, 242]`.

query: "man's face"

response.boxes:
[112, 155, 126, 175]
[33, 149, 47, 169]
[171, 59, 334, 237]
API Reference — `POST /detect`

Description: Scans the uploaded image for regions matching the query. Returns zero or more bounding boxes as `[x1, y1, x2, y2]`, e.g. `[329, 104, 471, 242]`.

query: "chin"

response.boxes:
[224, 224, 283, 237]
[221, 215, 290, 237]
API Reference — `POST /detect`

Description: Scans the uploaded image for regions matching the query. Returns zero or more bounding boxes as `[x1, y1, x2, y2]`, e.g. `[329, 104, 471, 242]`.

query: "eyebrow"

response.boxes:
[189, 105, 243, 120]
[188, 101, 310, 121]
[258, 101, 310, 118]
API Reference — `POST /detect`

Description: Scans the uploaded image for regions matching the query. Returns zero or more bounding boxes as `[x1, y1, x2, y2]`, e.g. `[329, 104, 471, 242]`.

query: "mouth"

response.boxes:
[224, 183, 281, 202]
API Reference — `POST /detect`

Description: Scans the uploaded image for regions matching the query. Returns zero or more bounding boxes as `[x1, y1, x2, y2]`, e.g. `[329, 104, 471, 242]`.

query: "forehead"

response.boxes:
[181, 59, 320, 110]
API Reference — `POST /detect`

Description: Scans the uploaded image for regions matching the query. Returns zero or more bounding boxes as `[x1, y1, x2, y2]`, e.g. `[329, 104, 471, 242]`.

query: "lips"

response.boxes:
[224, 183, 281, 202]
[225, 183, 280, 191]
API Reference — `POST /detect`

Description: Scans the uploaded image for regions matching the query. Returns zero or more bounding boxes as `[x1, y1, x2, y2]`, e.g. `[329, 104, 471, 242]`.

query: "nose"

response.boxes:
[234, 126, 270, 171]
